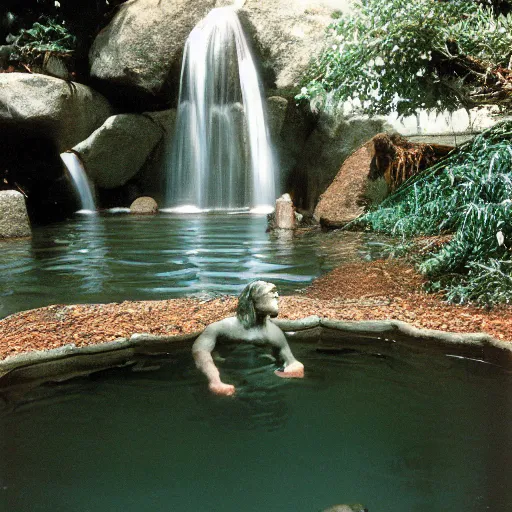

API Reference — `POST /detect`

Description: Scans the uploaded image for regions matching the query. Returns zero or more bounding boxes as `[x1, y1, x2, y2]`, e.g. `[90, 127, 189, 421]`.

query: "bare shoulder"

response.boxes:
[265, 320, 287, 346]
[205, 316, 238, 332]
[192, 316, 238, 352]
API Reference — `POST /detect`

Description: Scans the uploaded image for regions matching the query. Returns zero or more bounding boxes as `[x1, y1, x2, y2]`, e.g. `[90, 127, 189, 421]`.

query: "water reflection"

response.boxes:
[0, 213, 392, 317]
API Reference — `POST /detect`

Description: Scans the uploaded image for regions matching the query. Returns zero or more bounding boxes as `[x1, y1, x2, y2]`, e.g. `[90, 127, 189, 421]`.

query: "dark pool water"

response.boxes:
[0, 212, 389, 319]
[1, 341, 511, 512]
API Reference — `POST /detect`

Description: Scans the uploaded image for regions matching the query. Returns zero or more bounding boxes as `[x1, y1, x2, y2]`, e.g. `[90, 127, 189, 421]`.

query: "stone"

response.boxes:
[291, 112, 389, 211]
[314, 141, 386, 228]
[130, 196, 158, 214]
[89, 0, 216, 99]
[322, 504, 368, 512]
[274, 193, 295, 229]
[73, 112, 170, 189]
[266, 96, 288, 140]
[88, 1, 350, 102]
[133, 109, 178, 205]
[0, 190, 31, 238]
[239, 0, 352, 89]
[0, 73, 112, 152]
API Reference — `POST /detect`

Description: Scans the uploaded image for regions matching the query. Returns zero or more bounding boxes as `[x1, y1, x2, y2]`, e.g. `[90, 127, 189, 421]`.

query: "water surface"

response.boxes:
[1, 341, 510, 511]
[0, 213, 389, 318]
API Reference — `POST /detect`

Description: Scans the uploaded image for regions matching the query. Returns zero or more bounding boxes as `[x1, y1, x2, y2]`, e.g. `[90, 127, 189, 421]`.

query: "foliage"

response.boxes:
[14, 17, 76, 53]
[297, 0, 512, 116]
[361, 120, 512, 306]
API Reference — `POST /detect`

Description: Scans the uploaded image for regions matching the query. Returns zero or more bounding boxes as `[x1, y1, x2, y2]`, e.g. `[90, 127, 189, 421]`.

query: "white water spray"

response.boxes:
[165, 7, 276, 210]
[60, 152, 96, 213]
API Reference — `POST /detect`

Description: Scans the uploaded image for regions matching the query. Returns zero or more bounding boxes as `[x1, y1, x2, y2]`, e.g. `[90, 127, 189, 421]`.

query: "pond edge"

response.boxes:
[1, 316, 510, 388]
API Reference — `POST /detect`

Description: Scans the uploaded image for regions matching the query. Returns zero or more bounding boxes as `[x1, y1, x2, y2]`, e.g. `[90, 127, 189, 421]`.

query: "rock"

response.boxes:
[239, 0, 352, 89]
[0, 190, 31, 238]
[0, 73, 112, 152]
[73, 112, 169, 189]
[89, 0, 216, 99]
[314, 141, 382, 228]
[314, 142, 373, 227]
[132, 109, 178, 205]
[88, 1, 350, 102]
[291, 113, 389, 211]
[130, 196, 158, 214]
[273, 193, 296, 229]
[322, 504, 368, 512]
[273, 96, 316, 194]
[266, 96, 288, 140]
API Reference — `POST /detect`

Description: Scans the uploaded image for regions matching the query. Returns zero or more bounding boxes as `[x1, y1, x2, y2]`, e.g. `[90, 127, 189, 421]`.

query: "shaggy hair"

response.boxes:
[236, 281, 275, 328]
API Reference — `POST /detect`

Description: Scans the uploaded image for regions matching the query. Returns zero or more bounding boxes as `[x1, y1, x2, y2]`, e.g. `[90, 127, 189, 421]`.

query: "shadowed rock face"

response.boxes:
[0, 129, 79, 223]
[0, 73, 112, 152]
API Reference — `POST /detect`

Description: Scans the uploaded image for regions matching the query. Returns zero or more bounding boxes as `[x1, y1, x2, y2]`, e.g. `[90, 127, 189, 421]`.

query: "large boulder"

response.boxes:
[238, 0, 353, 89]
[89, 0, 216, 100]
[290, 112, 389, 210]
[88, 1, 352, 102]
[73, 111, 172, 189]
[0, 190, 31, 239]
[314, 141, 387, 228]
[0, 73, 112, 152]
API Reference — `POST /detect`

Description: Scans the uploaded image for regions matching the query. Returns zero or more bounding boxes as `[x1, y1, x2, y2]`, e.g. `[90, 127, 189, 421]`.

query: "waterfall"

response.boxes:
[165, 7, 276, 211]
[60, 152, 96, 213]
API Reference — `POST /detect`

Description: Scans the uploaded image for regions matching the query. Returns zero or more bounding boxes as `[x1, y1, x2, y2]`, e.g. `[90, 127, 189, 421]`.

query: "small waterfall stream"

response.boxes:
[165, 7, 276, 211]
[60, 152, 96, 213]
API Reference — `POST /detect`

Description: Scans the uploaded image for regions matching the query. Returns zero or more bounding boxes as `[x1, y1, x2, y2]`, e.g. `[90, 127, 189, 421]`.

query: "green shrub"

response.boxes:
[14, 17, 76, 53]
[297, 0, 512, 115]
[362, 120, 512, 305]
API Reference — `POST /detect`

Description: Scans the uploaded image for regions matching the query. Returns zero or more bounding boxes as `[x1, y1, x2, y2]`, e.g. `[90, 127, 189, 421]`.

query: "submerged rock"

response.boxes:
[0, 73, 112, 152]
[130, 196, 158, 214]
[321, 504, 368, 512]
[0, 190, 31, 239]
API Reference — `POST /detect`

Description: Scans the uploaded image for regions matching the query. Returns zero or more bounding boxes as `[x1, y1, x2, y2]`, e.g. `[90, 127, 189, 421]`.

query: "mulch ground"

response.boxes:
[1, 259, 511, 361]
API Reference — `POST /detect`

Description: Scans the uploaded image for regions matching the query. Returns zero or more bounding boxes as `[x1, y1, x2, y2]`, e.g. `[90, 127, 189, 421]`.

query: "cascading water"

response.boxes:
[60, 152, 96, 213]
[165, 7, 276, 211]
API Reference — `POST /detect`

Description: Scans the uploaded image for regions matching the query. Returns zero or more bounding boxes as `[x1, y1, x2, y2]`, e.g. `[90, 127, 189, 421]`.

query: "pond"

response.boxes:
[1, 340, 511, 512]
[0, 212, 389, 319]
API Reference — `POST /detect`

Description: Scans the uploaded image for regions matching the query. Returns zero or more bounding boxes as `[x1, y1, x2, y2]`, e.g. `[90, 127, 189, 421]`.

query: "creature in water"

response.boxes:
[192, 281, 304, 395]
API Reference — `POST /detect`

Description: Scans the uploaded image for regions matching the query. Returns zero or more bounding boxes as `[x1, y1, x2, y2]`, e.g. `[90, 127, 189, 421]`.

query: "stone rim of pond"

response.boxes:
[1, 317, 510, 389]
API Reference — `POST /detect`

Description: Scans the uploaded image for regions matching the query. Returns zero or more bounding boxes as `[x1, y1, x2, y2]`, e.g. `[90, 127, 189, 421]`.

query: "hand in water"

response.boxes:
[274, 360, 304, 378]
[209, 382, 236, 396]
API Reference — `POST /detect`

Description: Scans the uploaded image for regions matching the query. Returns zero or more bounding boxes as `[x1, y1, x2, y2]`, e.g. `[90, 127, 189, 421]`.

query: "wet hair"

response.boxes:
[236, 280, 275, 328]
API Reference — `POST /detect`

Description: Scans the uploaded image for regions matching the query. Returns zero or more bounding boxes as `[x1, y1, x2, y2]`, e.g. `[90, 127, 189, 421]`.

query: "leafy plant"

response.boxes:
[297, 0, 512, 115]
[360, 120, 512, 305]
[14, 17, 76, 53]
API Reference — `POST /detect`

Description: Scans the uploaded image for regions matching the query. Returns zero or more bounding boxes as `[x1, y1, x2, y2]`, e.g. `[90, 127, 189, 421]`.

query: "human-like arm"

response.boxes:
[192, 322, 235, 396]
[267, 324, 304, 378]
